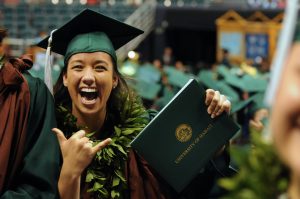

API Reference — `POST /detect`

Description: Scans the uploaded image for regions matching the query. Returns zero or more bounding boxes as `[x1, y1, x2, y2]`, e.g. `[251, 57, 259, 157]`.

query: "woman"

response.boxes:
[38, 9, 232, 199]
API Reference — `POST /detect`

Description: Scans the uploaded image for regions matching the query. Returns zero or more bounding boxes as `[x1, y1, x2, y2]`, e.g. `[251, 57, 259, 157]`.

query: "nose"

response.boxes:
[82, 68, 95, 86]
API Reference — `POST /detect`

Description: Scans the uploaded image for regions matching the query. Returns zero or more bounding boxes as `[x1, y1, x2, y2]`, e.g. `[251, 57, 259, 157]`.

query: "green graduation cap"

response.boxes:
[223, 74, 244, 91]
[130, 78, 161, 100]
[197, 70, 218, 90]
[230, 97, 253, 114]
[37, 8, 144, 63]
[222, 71, 268, 93]
[164, 66, 193, 88]
[248, 92, 268, 116]
[153, 87, 175, 110]
[216, 65, 245, 80]
[135, 63, 161, 83]
[216, 65, 232, 79]
[216, 81, 240, 103]
[241, 74, 268, 92]
[197, 70, 240, 102]
[214, 66, 244, 91]
[230, 92, 267, 114]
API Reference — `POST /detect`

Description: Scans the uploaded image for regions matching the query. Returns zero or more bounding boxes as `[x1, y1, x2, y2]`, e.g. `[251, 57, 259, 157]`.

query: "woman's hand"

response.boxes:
[249, 108, 269, 133]
[249, 119, 264, 132]
[205, 89, 231, 118]
[52, 128, 111, 199]
[52, 128, 111, 177]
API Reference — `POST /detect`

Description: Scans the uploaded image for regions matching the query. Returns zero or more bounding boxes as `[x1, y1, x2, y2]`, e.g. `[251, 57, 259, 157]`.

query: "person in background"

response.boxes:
[174, 60, 188, 73]
[38, 9, 233, 199]
[270, 24, 300, 199]
[0, 28, 60, 198]
[162, 46, 175, 66]
[220, 48, 232, 68]
[248, 93, 269, 136]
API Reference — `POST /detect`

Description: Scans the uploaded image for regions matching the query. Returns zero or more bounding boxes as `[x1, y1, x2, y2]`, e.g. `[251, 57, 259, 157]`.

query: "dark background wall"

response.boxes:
[137, 6, 282, 66]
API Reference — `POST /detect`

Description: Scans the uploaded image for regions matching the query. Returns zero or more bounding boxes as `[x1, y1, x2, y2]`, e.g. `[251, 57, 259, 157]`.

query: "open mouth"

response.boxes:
[79, 88, 99, 104]
[295, 116, 300, 129]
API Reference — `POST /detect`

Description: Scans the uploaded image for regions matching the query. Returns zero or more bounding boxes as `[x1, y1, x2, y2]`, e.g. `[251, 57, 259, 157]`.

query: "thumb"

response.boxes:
[92, 138, 112, 154]
[52, 128, 67, 146]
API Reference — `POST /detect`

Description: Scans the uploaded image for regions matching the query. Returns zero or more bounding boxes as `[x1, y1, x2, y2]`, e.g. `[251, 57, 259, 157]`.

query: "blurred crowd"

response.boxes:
[1, 0, 144, 6]
[118, 46, 270, 147]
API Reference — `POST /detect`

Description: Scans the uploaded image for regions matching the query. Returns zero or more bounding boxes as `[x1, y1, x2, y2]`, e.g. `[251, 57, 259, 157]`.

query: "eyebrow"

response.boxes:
[93, 60, 109, 66]
[69, 59, 109, 66]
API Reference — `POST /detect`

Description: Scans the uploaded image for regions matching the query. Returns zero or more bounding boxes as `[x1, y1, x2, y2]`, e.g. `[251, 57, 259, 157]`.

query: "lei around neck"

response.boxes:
[0, 55, 5, 69]
[56, 94, 149, 199]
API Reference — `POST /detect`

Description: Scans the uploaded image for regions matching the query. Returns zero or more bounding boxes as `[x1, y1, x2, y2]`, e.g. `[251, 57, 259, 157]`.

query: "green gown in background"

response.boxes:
[1, 72, 61, 199]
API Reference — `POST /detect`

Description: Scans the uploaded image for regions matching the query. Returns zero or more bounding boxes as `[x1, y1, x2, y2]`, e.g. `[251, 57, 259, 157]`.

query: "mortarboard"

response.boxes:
[197, 70, 240, 104]
[36, 8, 143, 93]
[216, 65, 231, 79]
[230, 92, 267, 114]
[164, 66, 194, 88]
[216, 81, 240, 103]
[230, 97, 253, 114]
[240, 74, 268, 92]
[221, 71, 267, 93]
[153, 87, 175, 110]
[197, 70, 218, 90]
[129, 78, 161, 101]
[197, 70, 241, 112]
[230, 92, 261, 114]
[135, 63, 161, 83]
[248, 92, 268, 116]
[37, 9, 143, 63]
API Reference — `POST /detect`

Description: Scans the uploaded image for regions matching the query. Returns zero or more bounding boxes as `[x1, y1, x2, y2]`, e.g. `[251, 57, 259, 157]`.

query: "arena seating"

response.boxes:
[0, 2, 137, 38]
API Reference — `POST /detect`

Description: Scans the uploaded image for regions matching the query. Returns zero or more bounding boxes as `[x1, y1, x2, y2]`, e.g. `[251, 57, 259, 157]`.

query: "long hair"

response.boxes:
[0, 28, 7, 43]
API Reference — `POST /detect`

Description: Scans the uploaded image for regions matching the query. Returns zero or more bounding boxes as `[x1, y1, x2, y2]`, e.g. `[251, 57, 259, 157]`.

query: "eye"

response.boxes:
[71, 65, 83, 71]
[94, 65, 107, 72]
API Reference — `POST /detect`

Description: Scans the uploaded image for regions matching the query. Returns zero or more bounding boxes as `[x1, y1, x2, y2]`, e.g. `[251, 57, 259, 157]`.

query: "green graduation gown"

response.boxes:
[0, 69, 60, 198]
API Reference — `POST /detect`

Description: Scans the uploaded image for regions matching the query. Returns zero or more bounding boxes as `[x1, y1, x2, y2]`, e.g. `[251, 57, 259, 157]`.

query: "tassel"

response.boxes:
[44, 29, 57, 95]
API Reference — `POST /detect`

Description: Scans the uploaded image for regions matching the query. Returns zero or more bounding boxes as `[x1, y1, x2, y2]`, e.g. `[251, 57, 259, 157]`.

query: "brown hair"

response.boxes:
[0, 28, 7, 43]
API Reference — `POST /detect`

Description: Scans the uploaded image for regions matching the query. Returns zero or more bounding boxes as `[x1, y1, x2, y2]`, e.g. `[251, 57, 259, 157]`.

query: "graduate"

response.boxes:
[0, 28, 60, 198]
[38, 9, 233, 199]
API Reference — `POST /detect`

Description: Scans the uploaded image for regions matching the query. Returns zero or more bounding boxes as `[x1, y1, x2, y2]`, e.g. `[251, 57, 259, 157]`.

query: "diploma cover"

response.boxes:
[130, 78, 239, 192]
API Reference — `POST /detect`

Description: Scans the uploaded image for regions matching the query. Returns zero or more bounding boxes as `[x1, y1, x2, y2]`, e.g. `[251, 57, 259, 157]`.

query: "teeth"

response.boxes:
[81, 88, 97, 92]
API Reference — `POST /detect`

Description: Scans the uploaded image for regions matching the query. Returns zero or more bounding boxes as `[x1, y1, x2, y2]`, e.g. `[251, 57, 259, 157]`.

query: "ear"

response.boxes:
[63, 73, 68, 87]
[113, 75, 119, 89]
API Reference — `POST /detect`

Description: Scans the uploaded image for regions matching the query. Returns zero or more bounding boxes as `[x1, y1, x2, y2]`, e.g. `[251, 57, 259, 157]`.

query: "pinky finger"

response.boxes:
[224, 99, 231, 114]
[217, 99, 231, 115]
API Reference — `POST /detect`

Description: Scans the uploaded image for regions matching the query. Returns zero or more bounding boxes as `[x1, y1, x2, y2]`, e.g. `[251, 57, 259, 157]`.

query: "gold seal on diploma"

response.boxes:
[175, 124, 192, 142]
